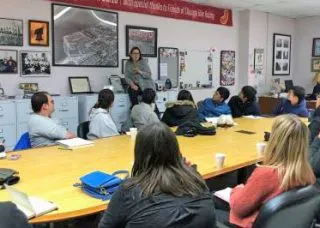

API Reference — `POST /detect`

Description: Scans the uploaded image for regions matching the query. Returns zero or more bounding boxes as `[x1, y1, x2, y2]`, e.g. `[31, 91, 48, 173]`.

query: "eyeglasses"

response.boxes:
[131, 52, 140, 55]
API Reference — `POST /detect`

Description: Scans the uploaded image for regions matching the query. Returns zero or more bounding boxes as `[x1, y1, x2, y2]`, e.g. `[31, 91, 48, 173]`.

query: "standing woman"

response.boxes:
[125, 47, 156, 107]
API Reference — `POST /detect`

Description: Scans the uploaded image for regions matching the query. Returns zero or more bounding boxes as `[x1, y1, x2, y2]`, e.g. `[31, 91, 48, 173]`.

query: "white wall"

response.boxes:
[237, 10, 295, 95]
[266, 14, 295, 87]
[0, 0, 240, 99]
[294, 16, 320, 93]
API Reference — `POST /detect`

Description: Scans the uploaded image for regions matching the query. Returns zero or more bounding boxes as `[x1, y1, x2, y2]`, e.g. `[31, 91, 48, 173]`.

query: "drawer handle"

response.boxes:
[59, 109, 69, 112]
[118, 105, 125, 108]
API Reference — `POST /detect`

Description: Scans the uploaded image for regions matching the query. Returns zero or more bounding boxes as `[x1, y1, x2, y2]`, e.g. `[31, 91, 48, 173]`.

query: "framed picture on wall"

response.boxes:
[254, 48, 264, 70]
[220, 50, 235, 86]
[312, 38, 320, 57]
[311, 58, 320, 72]
[52, 3, 119, 67]
[20, 51, 51, 77]
[272, 33, 291, 76]
[126, 25, 157, 57]
[0, 49, 18, 74]
[0, 18, 23, 46]
[29, 20, 49, 46]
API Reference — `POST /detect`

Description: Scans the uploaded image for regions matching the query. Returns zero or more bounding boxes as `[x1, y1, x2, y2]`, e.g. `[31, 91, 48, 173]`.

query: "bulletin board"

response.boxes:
[158, 47, 179, 88]
[179, 49, 217, 88]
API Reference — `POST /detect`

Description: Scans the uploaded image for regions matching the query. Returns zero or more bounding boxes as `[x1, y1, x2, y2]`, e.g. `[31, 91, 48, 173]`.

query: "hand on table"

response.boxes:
[66, 132, 76, 139]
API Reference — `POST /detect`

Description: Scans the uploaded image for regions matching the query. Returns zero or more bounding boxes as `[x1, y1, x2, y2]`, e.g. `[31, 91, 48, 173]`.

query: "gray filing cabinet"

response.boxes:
[78, 94, 131, 132]
[15, 96, 79, 140]
[0, 100, 17, 150]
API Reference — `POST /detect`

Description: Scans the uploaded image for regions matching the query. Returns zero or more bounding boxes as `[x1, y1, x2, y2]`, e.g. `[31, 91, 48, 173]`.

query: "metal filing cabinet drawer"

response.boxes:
[53, 96, 78, 119]
[0, 102, 16, 125]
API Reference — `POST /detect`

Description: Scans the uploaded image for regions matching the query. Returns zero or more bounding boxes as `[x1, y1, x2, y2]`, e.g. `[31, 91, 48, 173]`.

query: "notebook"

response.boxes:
[56, 138, 94, 149]
[6, 185, 58, 219]
[214, 187, 232, 203]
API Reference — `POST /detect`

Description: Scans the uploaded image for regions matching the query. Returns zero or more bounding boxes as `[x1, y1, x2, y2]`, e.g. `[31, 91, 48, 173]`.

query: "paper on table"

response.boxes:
[214, 187, 232, 203]
[56, 138, 94, 149]
[243, 115, 264, 119]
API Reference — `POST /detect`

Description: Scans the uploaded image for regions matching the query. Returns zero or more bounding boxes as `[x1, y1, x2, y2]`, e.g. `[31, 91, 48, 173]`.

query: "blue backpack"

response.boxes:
[74, 170, 129, 200]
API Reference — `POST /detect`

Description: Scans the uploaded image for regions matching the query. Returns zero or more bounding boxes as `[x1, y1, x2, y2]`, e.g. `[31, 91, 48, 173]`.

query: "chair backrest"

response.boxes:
[77, 121, 90, 139]
[253, 185, 320, 228]
[13, 132, 31, 151]
[197, 100, 204, 108]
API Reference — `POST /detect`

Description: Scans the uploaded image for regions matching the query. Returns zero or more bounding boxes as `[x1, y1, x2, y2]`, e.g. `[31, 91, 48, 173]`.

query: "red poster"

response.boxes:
[49, 0, 233, 26]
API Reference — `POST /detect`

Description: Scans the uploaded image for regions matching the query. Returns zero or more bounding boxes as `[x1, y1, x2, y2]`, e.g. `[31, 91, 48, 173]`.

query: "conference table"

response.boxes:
[0, 117, 287, 224]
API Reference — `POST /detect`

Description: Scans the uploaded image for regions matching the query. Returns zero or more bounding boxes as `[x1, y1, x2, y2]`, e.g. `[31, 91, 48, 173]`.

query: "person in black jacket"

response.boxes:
[228, 86, 261, 118]
[99, 122, 217, 228]
[308, 72, 320, 100]
[0, 202, 32, 228]
[161, 90, 199, 126]
[309, 132, 320, 186]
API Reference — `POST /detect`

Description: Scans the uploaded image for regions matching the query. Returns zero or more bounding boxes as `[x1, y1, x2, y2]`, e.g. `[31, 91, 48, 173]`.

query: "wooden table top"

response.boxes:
[0, 117, 285, 223]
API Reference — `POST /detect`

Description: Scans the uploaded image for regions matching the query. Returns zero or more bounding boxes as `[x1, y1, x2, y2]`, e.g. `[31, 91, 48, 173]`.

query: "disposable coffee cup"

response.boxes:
[215, 153, 226, 169]
[130, 128, 138, 140]
[256, 143, 266, 157]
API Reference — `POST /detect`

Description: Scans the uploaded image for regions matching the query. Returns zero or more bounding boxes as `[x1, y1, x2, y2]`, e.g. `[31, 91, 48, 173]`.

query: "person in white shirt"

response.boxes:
[28, 91, 75, 147]
[87, 89, 119, 140]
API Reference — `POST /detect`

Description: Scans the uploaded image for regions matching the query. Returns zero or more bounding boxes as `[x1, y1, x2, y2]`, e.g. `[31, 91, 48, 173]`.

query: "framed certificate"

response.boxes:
[68, 76, 91, 94]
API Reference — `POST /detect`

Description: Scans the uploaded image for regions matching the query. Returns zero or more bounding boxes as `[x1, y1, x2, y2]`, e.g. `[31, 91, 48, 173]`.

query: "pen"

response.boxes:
[58, 147, 72, 151]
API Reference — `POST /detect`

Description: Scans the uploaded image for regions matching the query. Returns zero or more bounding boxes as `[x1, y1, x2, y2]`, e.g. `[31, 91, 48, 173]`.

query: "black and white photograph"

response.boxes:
[20, 51, 51, 77]
[276, 62, 281, 71]
[276, 39, 282, 47]
[273, 33, 291, 75]
[0, 49, 18, 74]
[126, 25, 157, 57]
[276, 51, 282, 59]
[254, 48, 264, 70]
[52, 4, 118, 67]
[0, 18, 23, 46]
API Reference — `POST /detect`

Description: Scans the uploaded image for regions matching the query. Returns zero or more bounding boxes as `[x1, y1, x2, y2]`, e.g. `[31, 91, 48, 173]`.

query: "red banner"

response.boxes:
[50, 0, 233, 26]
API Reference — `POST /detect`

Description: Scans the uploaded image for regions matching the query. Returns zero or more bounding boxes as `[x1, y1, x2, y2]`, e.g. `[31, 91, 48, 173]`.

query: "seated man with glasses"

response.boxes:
[28, 91, 75, 147]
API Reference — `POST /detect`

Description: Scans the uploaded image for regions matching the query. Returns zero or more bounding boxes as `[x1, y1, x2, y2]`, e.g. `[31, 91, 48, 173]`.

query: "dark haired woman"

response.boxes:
[99, 122, 217, 228]
[125, 47, 155, 107]
[87, 89, 119, 139]
[161, 90, 199, 127]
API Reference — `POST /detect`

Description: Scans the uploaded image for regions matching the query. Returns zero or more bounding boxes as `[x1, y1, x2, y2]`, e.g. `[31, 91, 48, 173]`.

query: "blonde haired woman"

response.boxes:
[217, 114, 316, 228]
[310, 72, 320, 100]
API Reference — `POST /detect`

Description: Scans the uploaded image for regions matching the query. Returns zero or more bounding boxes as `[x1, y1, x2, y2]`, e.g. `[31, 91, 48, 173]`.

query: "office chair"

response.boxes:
[13, 132, 31, 151]
[253, 185, 320, 228]
[77, 121, 90, 139]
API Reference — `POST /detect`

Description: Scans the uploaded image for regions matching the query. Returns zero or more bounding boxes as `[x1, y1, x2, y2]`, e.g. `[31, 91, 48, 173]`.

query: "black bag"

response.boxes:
[0, 168, 19, 187]
[175, 121, 216, 137]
